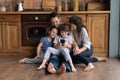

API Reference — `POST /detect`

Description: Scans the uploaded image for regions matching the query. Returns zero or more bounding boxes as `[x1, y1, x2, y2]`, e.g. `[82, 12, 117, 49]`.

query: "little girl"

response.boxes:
[19, 27, 58, 64]
[37, 23, 76, 72]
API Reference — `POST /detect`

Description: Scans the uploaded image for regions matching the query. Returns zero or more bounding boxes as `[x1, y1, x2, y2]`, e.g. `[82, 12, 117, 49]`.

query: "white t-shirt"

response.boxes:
[53, 35, 73, 46]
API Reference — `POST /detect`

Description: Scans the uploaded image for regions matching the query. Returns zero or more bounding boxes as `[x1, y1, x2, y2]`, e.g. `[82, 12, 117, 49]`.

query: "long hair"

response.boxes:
[69, 16, 86, 38]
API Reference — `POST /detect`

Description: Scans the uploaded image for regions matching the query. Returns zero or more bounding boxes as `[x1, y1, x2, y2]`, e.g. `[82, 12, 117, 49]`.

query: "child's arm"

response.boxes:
[53, 36, 61, 48]
[64, 36, 75, 49]
[72, 35, 78, 48]
[54, 42, 61, 48]
[64, 41, 72, 49]
[35, 42, 43, 58]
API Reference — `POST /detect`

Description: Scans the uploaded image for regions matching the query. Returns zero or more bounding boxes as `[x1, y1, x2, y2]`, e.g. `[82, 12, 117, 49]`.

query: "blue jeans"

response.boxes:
[70, 45, 98, 65]
[49, 55, 71, 72]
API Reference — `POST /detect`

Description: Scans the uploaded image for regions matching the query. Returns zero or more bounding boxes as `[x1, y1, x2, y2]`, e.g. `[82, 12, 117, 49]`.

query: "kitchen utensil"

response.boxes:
[41, 0, 56, 10]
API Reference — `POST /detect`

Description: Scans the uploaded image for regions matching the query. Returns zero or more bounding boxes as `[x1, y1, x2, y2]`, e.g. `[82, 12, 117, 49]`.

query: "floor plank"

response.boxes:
[0, 56, 120, 80]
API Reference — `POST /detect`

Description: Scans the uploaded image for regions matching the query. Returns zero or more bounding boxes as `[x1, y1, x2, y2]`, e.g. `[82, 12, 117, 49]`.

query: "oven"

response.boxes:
[21, 14, 50, 46]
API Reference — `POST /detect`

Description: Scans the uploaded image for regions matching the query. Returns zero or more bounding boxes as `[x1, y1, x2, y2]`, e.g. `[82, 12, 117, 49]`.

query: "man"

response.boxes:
[50, 11, 61, 28]
[46, 11, 71, 74]
[46, 11, 62, 35]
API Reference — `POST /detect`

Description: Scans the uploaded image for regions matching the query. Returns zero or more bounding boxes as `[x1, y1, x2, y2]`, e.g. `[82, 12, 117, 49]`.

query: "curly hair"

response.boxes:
[58, 23, 70, 32]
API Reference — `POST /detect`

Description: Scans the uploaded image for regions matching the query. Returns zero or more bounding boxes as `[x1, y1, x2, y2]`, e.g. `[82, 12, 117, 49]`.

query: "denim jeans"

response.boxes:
[70, 45, 98, 65]
[49, 55, 71, 72]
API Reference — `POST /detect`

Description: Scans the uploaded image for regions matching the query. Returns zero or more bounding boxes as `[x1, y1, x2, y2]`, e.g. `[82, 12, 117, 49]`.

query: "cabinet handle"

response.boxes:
[35, 16, 39, 20]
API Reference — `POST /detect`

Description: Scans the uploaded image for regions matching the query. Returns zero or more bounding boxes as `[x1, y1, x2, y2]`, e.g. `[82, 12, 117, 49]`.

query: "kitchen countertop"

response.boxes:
[0, 11, 110, 15]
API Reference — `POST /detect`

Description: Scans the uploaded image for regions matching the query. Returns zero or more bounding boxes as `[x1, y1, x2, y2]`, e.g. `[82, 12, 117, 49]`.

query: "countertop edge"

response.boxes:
[0, 11, 110, 14]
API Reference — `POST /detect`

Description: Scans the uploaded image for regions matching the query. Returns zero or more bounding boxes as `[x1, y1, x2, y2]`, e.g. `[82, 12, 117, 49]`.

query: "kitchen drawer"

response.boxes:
[60, 14, 86, 22]
[0, 15, 20, 22]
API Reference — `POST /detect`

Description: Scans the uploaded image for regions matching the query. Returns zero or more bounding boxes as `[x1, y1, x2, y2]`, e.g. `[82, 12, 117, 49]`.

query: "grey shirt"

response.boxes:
[72, 27, 91, 50]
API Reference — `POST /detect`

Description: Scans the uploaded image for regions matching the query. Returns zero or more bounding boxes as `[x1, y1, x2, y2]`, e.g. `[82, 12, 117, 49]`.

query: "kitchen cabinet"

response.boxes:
[87, 14, 109, 57]
[0, 15, 21, 52]
[60, 14, 87, 26]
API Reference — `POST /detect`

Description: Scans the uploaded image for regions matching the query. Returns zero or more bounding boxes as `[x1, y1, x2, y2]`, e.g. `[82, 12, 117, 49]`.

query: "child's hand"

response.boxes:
[54, 42, 61, 48]
[63, 41, 69, 47]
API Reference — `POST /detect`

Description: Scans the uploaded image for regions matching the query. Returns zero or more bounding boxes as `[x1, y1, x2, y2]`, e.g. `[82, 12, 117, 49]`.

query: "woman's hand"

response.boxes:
[73, 46, 88, 55]
[73, 47, 82, 55]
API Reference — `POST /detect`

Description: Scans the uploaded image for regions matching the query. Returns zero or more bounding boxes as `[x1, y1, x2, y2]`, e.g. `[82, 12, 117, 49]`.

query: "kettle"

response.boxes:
[18, 2, 23, 11]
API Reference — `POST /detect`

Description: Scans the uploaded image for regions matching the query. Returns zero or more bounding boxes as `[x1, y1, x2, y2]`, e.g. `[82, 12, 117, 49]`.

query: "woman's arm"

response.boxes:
[72, 28, 90, 55]
[72, 37, 86, 55]
[74, 46, 88, 55]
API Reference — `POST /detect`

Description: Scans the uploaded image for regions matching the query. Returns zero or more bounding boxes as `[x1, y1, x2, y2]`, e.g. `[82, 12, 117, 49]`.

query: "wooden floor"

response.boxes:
[0, 56, 120, 80]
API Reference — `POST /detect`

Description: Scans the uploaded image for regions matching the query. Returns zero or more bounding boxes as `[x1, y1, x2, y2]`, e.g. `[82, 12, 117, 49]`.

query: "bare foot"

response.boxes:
[36, 64, 46, 70]
[57, 64, 66, 74]
[47, 63, 57, 74]
[84, 63, 95, 72]
[97, 57, 108, 62]
[19, 58, 27, 64]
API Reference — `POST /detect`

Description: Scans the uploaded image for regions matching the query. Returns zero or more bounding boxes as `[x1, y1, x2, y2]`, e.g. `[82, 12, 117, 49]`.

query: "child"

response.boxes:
[37, 23, 76, 72]
[19, 27, 58, 64]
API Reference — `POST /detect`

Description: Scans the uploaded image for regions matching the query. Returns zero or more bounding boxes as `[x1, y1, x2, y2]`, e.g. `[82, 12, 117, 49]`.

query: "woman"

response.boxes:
[69, 16, 107, 72]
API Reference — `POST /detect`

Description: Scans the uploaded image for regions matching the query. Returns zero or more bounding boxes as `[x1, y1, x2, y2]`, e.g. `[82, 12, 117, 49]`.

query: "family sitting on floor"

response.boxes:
[19, 11, 107, 74]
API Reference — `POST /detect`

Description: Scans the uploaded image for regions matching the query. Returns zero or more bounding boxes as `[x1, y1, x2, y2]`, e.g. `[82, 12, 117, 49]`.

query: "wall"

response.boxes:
[109, 0, 120, 58]
[119, 1, 120, 58]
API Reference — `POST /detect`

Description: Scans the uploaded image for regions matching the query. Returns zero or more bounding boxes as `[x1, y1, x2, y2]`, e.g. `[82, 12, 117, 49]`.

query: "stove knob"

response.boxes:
[35, 16, 39, 20]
